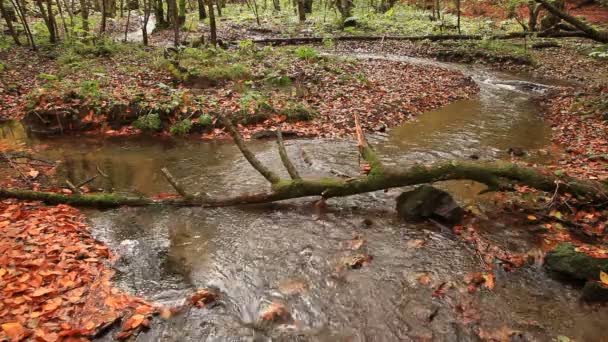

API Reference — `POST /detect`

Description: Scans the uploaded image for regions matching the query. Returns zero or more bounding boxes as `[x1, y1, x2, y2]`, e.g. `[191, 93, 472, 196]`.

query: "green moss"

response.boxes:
[545, 243, 608, 280]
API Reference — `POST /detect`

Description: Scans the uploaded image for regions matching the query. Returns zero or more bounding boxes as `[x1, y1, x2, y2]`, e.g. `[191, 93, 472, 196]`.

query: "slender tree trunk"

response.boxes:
[178, 0, 185, 24]
[167, 0, 179, 45]
[153, 0, 164, 26]
[79, 0, 89, 32]
[528, 3, 540, 32]
[100, 0, 107, 33]
[272, 0, 279, 10]
[215, 0, 221, 15]
[56, 0, 70, 38]
[297, 0, 305, 21]
[251, 0, 260, 24]
[62, 0, 74, 31]
[197, 0, 206, 19]
[124, 6, 131, 40]
[456, 0, 460, 34]
[141, 0, 151, 44]
[0, 0, 21, 45]
[11, 0, 35, 49]
[207, 0, 216, 45]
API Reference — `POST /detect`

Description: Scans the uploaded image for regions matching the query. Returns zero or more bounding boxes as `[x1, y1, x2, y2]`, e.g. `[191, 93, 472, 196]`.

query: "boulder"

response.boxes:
[544, 243, 608, 281]
[396, 185, 464, 224]
[582, 280, 608, 302]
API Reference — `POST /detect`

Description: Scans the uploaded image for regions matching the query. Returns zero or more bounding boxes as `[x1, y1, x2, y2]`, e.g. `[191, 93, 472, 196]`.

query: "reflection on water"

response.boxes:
[2, 56, 606, 341]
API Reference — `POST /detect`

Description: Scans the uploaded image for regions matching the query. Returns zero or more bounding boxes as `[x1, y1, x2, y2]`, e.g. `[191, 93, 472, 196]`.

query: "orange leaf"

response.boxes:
[2, 322, 27, 341]
[31, 287, 54, 297]
[125, 314, 145, 330]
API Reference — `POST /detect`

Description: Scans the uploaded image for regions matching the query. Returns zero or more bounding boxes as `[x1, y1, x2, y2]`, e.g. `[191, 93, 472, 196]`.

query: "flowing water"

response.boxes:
[2, 56, 607, 341]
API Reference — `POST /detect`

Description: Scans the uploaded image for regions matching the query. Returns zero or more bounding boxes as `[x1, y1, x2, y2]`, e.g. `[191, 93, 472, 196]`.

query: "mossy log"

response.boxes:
[544, 243, 608, 280]
[1, 160, 607, 208]
[3, 114, 608, 208]
[248, 31, 590, 46]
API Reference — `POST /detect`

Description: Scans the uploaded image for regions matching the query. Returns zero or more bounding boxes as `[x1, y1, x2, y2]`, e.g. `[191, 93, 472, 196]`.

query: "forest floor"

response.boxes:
[2, 8, 608, 340]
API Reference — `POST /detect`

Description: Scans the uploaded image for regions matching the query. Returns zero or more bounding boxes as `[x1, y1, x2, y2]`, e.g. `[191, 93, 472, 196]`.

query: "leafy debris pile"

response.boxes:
[0, 200, 155, 341]
[543, 86, 608, 181]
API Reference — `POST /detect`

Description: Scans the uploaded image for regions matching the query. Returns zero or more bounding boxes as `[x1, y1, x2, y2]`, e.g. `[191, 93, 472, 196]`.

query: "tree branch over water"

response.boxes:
[1, 116, 608, 208]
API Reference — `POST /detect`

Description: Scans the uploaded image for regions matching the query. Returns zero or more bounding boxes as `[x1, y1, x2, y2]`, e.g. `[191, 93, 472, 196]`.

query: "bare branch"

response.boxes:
[65, 180, 81, 195]
[220, 114, 281, 184]
[276, 130, 301, 180]
[161, 167, 189, 198]
[354, 113, 383, 174]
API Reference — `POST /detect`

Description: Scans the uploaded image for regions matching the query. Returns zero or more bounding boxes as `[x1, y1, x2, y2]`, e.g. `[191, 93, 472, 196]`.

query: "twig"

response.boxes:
[96, 165, 109, 178]
[545, 180, 560, 208]
[2, 152, 31, 184]
[276, 130, 301, 180]
[76, 175, 98, 188]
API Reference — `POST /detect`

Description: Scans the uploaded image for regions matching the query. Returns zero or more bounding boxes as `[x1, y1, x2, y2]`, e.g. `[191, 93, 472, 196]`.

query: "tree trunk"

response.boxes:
[56, 0, 70, 38]
[303, 0, 312, 13]
[154, 0, 165, 26]
[207, 0, 216, 45]
[178, 0, 186, 24]
[36, 0, 58, 42]
[3, 160, 607, 208]
[80, 0, 89, 32]
[10, 0, 35, 49]
[215, 0, 221, 16]
[197, 0, 206, 19]
[535, 0, 608, 43]
[5, 117, 608, 210]
[297, 0, 305, 21]
[100, 0, 107, 33]
[272, 0, 279, 11]
[142, 0, 151, 45]
[0, 0, 21, 45]
[456, 0, 460, 34]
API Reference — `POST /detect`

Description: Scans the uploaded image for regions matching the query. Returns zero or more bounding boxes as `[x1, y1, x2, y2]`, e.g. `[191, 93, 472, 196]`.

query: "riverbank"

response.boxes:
[0, 43, 477, 138]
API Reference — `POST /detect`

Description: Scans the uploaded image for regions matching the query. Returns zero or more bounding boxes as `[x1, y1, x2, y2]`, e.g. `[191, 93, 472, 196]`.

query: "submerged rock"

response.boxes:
[544, 243, 608, 281]
[396, 185, 464, 224]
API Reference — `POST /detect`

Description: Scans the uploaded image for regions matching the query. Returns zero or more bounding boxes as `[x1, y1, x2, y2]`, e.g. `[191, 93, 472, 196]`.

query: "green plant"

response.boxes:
[0, 63, 4, 73]
[294, 46, 319, 60]
[589, 45, 608, 59]
[322, 38, 335, 50]
[265, 74, 293, 87]
[79, 80, 101, 99]
[281, 102, 317, 122]
[133, 113, 162, 131]
[169, 119, 193, 135]
[37, 73, 58, 81]
[203, 64, 249, 81]
[198, 113, 214, 127]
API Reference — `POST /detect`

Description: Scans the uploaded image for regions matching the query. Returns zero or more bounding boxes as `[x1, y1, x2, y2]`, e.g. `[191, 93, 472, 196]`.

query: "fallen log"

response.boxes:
[535, 0, 608, 43]
[248, 31, 591, 45]
[2, 115, 608, 208]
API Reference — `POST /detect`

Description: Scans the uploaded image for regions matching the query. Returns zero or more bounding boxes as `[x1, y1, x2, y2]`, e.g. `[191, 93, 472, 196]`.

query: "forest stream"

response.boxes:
[1, 56, 607, 341]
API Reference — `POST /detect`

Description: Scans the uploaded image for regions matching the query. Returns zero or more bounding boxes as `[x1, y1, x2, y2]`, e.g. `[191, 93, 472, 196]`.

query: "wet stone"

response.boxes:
[396, 185, 464, 225]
